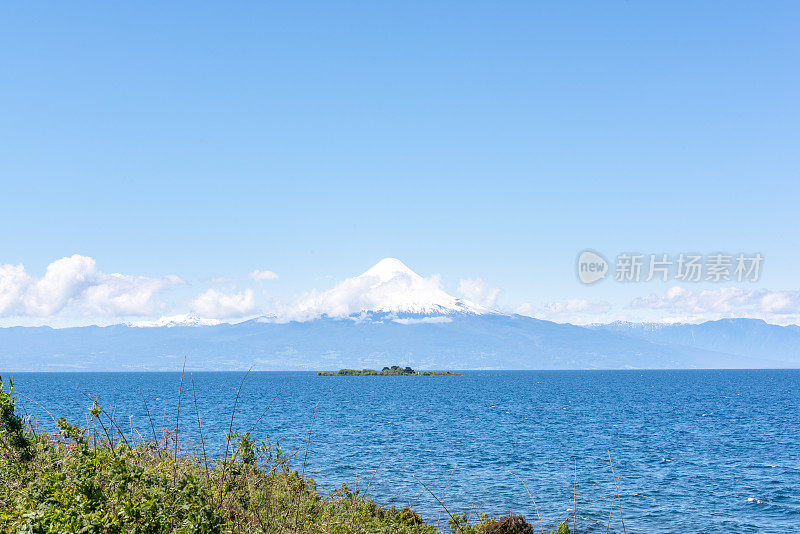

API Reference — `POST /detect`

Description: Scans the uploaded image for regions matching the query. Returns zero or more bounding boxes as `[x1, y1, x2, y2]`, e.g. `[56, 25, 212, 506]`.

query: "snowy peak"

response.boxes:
[295, 258, 491, 319]
[361, 258, 423, 282]
[127, 314, 222, 328]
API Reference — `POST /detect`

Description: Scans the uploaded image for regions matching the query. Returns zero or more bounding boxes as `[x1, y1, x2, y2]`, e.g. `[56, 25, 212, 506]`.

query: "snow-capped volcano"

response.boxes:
[294, 257, 490, 319]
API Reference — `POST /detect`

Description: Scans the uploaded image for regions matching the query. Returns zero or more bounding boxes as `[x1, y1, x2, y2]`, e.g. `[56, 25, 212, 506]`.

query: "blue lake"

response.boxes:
[8, 370, 800, 533]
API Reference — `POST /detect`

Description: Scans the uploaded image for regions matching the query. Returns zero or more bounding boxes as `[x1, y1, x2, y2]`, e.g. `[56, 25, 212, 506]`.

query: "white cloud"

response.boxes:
[190, 288, 256, 319]
[545, 299, 612, 315]
[82, 273, 183, 316]
[7, 255, 799, 328]
[250, 269, 279, 281]
[457, 278, 500, 308]
[761, 292, 799, 314]
[629, 286, 800, 325]
[23, 255, 98, 315]
[0, 263, 29, 316]
[0, 255, 181, 318]
[630, 286, 800, 314]
[507, 288, 800, 326]
[515, 298, 612, 324]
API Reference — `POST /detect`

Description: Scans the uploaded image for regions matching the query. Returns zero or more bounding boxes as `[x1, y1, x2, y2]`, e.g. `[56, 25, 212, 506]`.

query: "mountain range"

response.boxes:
[1, 259, 798, 371]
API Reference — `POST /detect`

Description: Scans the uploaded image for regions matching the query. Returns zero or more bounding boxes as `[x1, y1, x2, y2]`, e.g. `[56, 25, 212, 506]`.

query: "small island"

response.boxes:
[317, 365, 461, 376]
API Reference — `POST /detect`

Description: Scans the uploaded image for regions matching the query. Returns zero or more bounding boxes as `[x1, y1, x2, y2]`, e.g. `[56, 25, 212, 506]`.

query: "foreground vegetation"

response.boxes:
[0, 376, 572, 533]
[317, 366, 461, 376]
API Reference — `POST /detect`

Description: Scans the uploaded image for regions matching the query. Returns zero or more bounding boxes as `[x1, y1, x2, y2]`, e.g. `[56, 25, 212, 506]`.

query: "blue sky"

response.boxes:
[1, 2, 799, 326]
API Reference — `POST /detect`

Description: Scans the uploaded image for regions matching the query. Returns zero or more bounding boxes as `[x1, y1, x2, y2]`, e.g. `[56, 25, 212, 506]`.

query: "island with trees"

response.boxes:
[317, 365, 461, 376]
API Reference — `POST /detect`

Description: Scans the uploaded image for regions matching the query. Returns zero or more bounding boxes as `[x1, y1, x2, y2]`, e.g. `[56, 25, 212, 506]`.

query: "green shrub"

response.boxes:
[484, 514, 535, 534]
[0, 376, 585, 534]
[0, 376, 34, 463]
[0, 379, 442, 533]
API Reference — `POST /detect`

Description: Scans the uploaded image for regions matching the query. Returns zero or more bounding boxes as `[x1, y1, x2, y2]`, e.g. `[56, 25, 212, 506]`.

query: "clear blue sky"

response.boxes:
[1, 2, 799, 325]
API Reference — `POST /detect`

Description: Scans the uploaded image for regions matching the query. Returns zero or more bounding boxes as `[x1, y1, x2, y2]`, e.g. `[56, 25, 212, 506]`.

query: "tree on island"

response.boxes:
[317, 366, 460, 376]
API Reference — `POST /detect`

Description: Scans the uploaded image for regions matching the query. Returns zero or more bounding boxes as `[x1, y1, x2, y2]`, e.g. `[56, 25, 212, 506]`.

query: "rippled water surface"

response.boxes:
[10, 370, 800, 533]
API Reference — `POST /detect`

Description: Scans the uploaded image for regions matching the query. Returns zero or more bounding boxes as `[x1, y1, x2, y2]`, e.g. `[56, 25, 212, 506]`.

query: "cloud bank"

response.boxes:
[458, 278, 500, 308]
[0, 255, 181, 318]
[630, 286, 800, 323]
[191, 288, 257, 319]
[515, 298, 612, 324]
[3, 255, 800, 327]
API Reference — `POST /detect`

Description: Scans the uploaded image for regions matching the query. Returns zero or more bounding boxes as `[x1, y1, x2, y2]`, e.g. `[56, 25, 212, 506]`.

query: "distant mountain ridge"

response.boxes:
[1, 315, 796, 371]
[1, 259, 798, 371]
[593, 318, 800, 363]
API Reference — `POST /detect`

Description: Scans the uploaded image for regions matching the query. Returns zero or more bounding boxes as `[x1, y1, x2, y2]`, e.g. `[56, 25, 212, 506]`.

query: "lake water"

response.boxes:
[8, 370, 800, 533]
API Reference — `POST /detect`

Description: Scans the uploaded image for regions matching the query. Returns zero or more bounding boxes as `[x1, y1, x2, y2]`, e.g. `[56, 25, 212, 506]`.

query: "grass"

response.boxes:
[0, 374, 636, 533]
